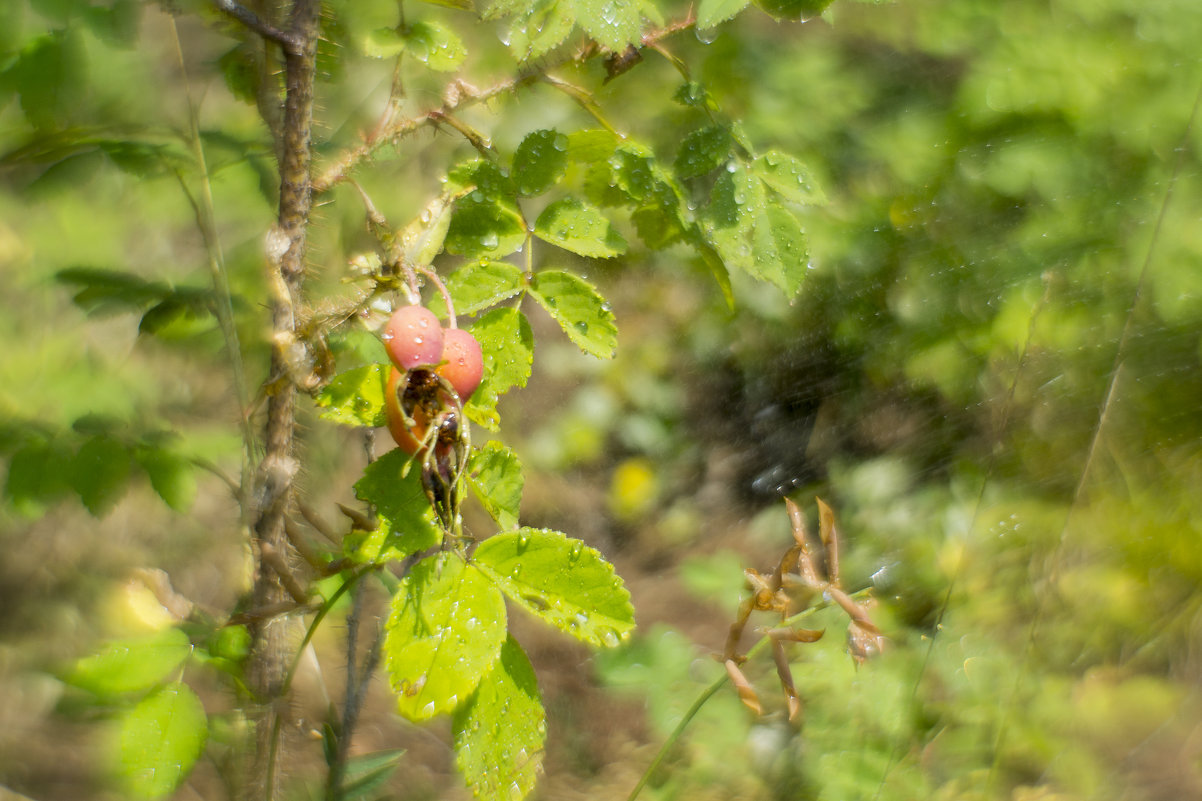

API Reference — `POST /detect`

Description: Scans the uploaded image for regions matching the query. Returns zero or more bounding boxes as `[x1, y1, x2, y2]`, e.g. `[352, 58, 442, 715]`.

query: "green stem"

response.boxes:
[625, 605, 821, 801]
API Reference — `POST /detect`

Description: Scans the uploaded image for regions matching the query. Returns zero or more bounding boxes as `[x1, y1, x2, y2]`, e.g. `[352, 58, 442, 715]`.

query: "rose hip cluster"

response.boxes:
[381, 305, 483, 456]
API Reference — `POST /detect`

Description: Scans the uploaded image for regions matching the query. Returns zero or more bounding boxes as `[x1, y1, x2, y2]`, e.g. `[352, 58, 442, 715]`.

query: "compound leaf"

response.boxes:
[529, 270, 617, 359]
[453, 636, 545, 801]
[474, 528, 635, 647]
[674, 125, 734, 179]
[384, 554, 507, 721]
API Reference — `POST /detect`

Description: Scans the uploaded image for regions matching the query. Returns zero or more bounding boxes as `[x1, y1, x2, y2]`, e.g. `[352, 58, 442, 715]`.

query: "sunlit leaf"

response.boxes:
[533, 197, 626, 258]
[529, 270, 618, 358]
[68, 628, 192, 698]
[444, 261, 526, 318]
[468, 441, 524, 531]
[384, 553, 507, 721]
[752, 0, 833, 21]
[697, 0, 750, 29]
[404, 21, 467, 71]
[505, 0, 576, 61]
[751, 201, 810, 296]
[576, 0, 642, 51]
[115, 683, 207, 799]
[512, 129, 570, 196]
[753, 151, 827, 206]
[400, 188, 471, 268]
[314, 364, 389, 428]
[473, 528, 635, 647]
[453, 636, 545, 801]
[465, 308, 534, 430]
[363, 27, 407, 59]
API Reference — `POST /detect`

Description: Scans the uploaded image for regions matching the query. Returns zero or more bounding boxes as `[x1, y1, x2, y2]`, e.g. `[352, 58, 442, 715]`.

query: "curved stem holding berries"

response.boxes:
[417, 265, 457, 329]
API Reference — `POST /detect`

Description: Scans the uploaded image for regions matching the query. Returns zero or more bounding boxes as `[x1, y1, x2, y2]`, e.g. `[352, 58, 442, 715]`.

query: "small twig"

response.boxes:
[428, 110, 497, 157]
[417, 266, 456, 328]
[261, 541, 311, 604]
[297, 498, 341, 544]
[212, 0, 304, 54]
[285, 515, 328, 570]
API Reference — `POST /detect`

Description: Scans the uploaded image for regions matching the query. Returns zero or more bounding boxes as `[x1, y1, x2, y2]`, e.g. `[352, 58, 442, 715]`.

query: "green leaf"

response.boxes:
[453, 636, 545, 801]
[340, 750, 406, 800]
[70, 435, 132, 517]
[703, 164, 810, 296]
[68, 628, 192, 698]
[116, 683, 208, 800]
[135, 448, 197, 513]
[13, 29, 85, 131]
[404, 21, 467, 71]
[400, 188, 471, 268]
[468, 442, 524, 531]
[473, 528, 635, 647]
[674, 125, 734, 180]
[753, 151, 827, 206]
[4, 439, 72, 513]
[505, 0, 577, 61]
[575, 0, 642, 51]
[384, 553, 507, 721]
[565, 129, 622, 165]
[482, 0, 537, 20]
[363, 27, 407, 59]
[465, 308, 535, 430]
[315, 364, 389, 428]
[445, 261, 526, 318]
[56, 267, 166, 315]
[697, 0, 750, 30]
[752, 0, 834, 21]
[445, 163, 526, 260]
[533, 197, 626, 258]
[529, 270, 618, 359]
[352, 448, 442, 561]
[512, 129, 570, 196]
[751, 201, 811, 296]
[417, 0, 473, 10]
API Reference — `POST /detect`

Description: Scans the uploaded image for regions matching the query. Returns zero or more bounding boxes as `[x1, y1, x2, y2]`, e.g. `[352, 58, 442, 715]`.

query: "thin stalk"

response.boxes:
[625, 605, 820, 801]
[986, 74, 1202, 794]
[167, 19, 257, 514]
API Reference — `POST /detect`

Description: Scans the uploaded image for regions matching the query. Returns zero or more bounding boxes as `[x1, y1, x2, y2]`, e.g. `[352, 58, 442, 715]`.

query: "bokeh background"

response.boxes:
[2, 0, 1202, 799]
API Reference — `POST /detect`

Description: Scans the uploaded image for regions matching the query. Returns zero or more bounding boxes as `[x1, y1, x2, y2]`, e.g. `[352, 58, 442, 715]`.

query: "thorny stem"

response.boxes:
[310, 16, 699, 194]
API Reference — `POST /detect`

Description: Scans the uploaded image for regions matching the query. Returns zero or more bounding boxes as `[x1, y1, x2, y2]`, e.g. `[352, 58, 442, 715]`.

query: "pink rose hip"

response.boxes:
[383, 305, 444, 370]
[436, 327, 484, 401]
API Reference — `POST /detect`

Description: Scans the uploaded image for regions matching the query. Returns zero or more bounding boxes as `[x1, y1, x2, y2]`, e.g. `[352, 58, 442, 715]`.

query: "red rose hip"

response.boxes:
[383, 305, 444, 370]
[436, 327, 484, 401]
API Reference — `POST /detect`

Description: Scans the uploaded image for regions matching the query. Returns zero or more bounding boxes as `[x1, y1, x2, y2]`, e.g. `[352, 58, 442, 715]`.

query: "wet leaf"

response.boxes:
[384, 553, 507, 721]
[753, 150, 827, 206]
[529, 270, 618, 359]
[453, 636, 545, 801]
[533, 197, 626, 258]
[674, 125, 733, 179]
[404, 21, 467, 71]
[473, 528, 635, 647]
[465, 308, 534, 430]
[445, 261, 525, 318]
[576, 0, 642, 51]
[697, 0, 750, 29]
[468, 442, 524, 531]
[512, 129, 570, 196]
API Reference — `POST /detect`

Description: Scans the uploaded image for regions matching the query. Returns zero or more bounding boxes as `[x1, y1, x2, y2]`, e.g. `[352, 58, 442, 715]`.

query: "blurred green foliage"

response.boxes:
[2, 0, 1202, 799]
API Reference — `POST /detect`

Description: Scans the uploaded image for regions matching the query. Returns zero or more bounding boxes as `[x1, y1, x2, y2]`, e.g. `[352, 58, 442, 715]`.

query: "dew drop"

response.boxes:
[695, 26, 718, 44]
[568, 540, 584, 563]
[600, 628, 621, 648]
